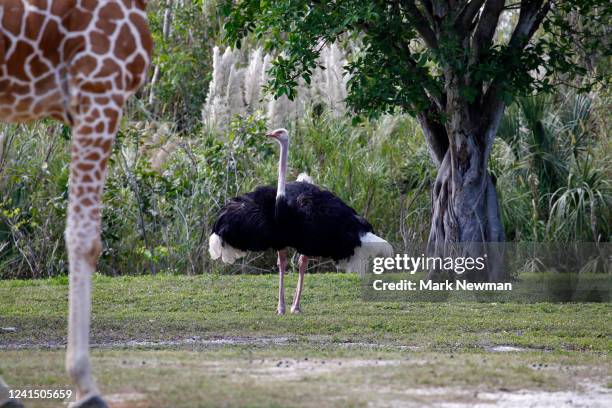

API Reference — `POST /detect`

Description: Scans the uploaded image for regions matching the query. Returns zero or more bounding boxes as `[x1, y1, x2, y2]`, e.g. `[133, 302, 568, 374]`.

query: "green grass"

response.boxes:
[0, 273, 610, 407]
[0, 273, 610, 351]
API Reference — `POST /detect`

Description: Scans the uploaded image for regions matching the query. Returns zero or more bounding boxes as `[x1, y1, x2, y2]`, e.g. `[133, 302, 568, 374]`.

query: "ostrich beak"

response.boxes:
[265, 130, 276, 138]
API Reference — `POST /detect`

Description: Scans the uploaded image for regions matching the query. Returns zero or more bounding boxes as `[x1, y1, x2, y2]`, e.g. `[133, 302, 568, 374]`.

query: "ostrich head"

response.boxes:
[265, 128, 289, 144]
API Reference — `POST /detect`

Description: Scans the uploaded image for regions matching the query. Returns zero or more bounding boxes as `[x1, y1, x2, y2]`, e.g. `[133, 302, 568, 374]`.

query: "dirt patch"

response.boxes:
[486, 345, 532, 352]
[241, 358, 404, 381]
[469, 383, 612, 408]
[355, 383, 612, 408]
[105, 392, 149, 408]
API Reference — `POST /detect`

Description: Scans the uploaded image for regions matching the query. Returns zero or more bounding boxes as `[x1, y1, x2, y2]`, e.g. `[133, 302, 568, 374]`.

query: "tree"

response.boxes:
[222, 0, 609, 276]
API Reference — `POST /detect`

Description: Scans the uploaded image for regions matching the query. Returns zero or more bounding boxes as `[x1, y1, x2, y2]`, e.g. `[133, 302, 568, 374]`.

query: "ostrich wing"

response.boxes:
[212, 186, 278, 252]
[285, 183, 373, 260]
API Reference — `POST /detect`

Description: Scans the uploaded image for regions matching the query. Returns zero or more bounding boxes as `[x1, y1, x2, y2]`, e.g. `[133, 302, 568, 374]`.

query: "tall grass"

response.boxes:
[0, 122, 70, 277]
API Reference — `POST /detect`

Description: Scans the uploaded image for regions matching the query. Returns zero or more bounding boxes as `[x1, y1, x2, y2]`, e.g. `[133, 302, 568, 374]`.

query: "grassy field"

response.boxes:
[0, 273, 610, 407]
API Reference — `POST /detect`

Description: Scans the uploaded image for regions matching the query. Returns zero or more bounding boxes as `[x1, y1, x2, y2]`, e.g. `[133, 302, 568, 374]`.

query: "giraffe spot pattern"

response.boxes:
[0, 0, 152, 258]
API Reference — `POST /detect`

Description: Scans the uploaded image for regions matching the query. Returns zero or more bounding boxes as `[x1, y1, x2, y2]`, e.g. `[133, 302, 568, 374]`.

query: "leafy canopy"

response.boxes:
[223, 1, 610, 120]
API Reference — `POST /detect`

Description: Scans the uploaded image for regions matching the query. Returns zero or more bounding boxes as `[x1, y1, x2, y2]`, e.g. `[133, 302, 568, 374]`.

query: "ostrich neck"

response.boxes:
[276, 140, 288, 198]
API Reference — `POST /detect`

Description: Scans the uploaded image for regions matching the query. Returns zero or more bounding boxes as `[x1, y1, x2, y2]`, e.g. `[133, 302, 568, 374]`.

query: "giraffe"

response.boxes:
[0, 1, 152, 407]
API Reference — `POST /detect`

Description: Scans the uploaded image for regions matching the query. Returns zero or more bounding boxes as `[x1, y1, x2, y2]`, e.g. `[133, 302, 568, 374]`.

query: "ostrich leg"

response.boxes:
[64, 100, 123, 408]
[291, 255, 308, 313]
[277, 250, 288, 314]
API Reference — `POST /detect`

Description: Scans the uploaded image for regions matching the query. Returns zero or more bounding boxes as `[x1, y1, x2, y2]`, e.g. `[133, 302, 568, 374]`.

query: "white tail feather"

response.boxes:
[209, 233, 246, 264]
[296, 172, 313, 183]
[337, 232, 393, 277]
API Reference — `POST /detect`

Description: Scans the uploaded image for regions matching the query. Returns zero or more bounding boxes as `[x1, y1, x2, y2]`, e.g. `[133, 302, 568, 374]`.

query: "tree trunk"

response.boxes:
[426, 96, 506, 282]
[428, 144, 504, 244]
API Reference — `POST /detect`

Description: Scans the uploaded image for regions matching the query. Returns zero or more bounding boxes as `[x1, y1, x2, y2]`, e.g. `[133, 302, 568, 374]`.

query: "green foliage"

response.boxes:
[548, 156, 611, 242]
[99, 114, 273, 276]
[222, 0, 610, 119]
[144, 0, 221, 129]
[0, 123, 69, 278]
[493, 90, 610, 241]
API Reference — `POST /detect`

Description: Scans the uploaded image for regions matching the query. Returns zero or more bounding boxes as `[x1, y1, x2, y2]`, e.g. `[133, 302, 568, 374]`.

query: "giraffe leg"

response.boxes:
[0, 378, 23, 408]
[277, 250, 287, 315]
[0, 378, 8, 404]
[65, 99, 122, 408]
[291, 255, 308, 314]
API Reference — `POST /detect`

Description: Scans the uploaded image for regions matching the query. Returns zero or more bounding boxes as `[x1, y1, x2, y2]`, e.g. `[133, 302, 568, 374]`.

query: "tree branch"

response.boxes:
[479, 83, 505, 139]
[431, 0, 449, 19]
[400, 1, 439, 49]
[470, 0, 505, 64]
[360, 14, 445, 111]
[508, 0, 550, 49]
[417, 108, 449, 166]
[379, 23, 447, 164]
[420, 0, 436, 29]
[479, 1, 551, 136]
[396, 41, 446, 110]
[454, 0, 486, 36]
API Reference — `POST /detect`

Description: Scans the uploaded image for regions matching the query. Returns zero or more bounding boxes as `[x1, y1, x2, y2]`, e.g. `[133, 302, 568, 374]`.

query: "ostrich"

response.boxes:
[209, 128, 392, 314]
